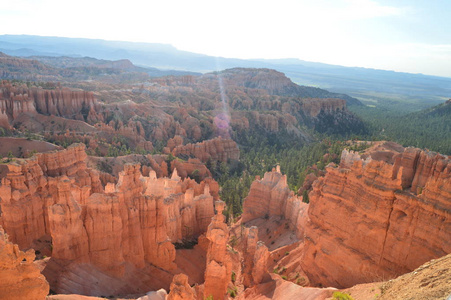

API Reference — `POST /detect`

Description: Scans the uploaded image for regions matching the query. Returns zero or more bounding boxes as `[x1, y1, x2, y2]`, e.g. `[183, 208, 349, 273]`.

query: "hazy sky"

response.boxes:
[1, 0, 450, 77]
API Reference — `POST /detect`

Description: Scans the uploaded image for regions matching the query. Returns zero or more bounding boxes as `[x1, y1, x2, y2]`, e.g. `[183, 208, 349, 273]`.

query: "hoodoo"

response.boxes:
[0, 144, 218, 296]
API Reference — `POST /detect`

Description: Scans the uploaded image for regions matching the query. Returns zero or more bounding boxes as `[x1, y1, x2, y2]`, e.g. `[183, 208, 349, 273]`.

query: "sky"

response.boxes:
[1, 0, 450, 77]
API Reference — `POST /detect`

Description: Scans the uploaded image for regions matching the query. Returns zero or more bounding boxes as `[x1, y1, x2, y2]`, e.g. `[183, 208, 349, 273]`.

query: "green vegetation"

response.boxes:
[350, 100, 451, 154]
[215, 133, 364, 219]
[302, 190, 309, 204]
[227, 286, 238, 298]
[332, 291, 355, 300]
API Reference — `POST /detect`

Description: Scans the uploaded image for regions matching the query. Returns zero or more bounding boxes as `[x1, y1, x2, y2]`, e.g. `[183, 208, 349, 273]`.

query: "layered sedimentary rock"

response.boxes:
[241, 166, 309, 238]
[0, 81, 101, 125]
[172, 137, 240, 163]
[302, 142, 451, 288]
[203, 201, 232, 300]
[167, 273, 196, 300]
[0, 144, 217, 295]
[241, 226, 269, 288]
[301, 98, 346, 117]
[170, 158, 212, 181]
[0, 226, 49, 300]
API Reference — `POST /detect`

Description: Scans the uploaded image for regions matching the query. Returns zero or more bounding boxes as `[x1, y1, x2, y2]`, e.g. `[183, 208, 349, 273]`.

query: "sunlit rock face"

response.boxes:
[242, 166, 308, 239]
[0, 144, 217, 296]
[203, 201, 232, 300]
[240, 141, 450, 291]
[0, 81, 101, 124]
[302, 142, 451, 288]
[0, 226, 49, 300]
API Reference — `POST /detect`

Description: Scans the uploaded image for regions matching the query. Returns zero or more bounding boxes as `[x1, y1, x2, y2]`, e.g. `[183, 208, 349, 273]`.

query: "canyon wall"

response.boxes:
[301, 98, 346, 117]
[240, 141, 450, 290]
[0, 144, 217, 295]
[172, 137, 240, 163]
[0, 81, 101, 125]
[302, 142, 451, 288]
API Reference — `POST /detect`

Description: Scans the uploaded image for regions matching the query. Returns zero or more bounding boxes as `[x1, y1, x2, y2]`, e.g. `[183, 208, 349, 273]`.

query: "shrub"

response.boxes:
[227, 287, 238, 298]
[332, 291, 354, 300]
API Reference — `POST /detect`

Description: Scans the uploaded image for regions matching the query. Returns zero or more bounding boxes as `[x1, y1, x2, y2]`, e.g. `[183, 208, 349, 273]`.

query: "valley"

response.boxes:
[0, 38, 450, 300]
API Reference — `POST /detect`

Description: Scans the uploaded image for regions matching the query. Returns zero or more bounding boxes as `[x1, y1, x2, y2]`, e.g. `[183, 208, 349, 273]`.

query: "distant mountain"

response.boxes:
[29, 55, 200, 77]
[0, 51, 199, 82]
[1, 34, 450, 107]
[215, 68, 362, 106]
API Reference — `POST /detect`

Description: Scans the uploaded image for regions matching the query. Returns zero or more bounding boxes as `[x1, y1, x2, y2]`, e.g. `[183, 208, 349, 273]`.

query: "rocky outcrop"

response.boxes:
[0, 226, 49, 300]
[302, 142, 451, 288]
[203, 201, 232, 300]
[241, 226, 269, 288]
[0, 81, 101, 125]
[0, 144, 98, 249]
[241, 166, 309, 238]
[206, 68, 361, 105]
[172, 137, 240, 163]
[167, 273, 196, 300]
[0, 144, 217, 296]
[301, 98, 346, 117]
[170, 158, 212, 181]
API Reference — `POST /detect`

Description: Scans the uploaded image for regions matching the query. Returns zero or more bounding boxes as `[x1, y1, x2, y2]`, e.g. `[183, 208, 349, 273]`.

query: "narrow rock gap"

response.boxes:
[378, 197, 395, 265]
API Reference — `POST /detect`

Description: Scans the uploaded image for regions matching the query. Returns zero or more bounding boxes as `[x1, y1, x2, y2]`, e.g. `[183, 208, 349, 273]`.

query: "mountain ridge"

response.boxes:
[1, 34, 450, 107]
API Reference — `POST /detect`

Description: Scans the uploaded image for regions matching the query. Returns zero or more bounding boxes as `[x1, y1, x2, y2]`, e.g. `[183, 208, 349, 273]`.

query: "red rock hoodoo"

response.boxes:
[203, 200, 232, 300]
[0, 81, 101, 125]
[242, 165, 309, 238]
[0, 144, 217, 296]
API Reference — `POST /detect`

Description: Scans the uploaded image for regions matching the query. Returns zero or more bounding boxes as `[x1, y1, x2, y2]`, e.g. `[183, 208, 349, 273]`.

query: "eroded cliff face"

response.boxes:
[172, 137, 240, 163]
[0, 226, 49, 300]
[302, 142, 451, 288]
[239, 141, 450, 293]
[301, 98, 346, 118]
[241, 166, 309, 238]
[0, 81, 101, 125]
[0, 144, 217, 296]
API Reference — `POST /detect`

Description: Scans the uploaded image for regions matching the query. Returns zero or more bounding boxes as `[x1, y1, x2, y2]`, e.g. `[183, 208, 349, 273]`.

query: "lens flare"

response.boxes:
[214, 59, 231, 138]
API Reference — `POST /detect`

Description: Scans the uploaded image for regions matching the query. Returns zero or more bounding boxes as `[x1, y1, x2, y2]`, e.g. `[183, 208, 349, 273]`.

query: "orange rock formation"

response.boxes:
[241, 226, 269, 288]
[0, 80, 101, 125]
[0, 226, 49, 300]
[203, 201, 232, 300]
[240, 141, 450, 293]
[167, 273, 196, 300]
[0, 144, 217, 296]
[242, 166, 309, 238]
[303, 142, 451, 288]
[172, 137, 240, 163]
